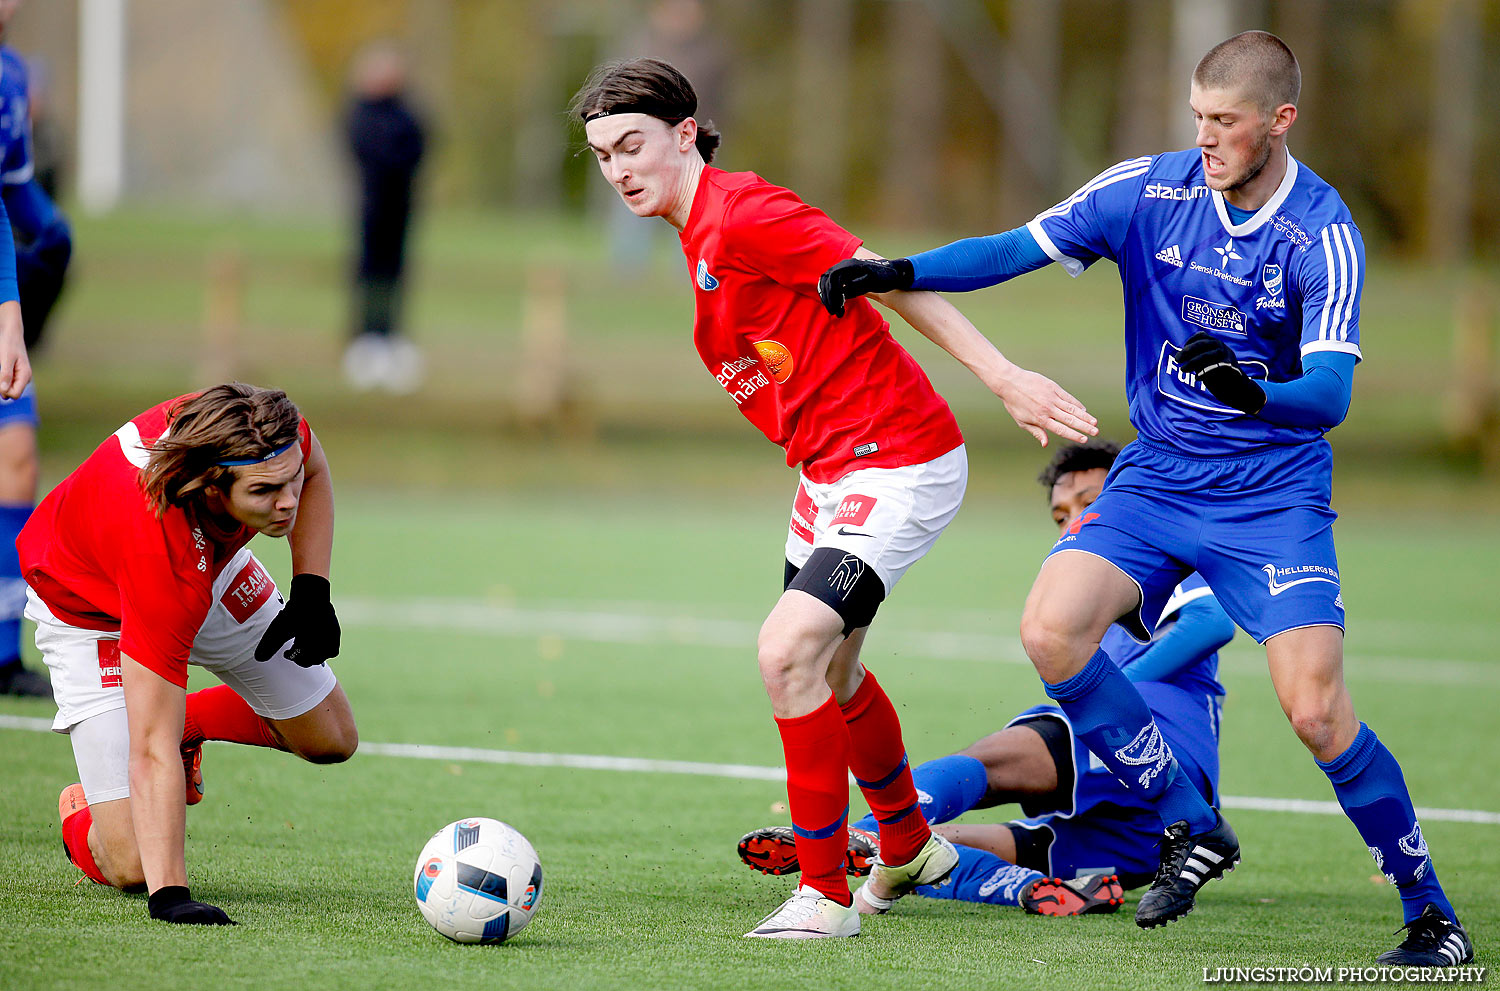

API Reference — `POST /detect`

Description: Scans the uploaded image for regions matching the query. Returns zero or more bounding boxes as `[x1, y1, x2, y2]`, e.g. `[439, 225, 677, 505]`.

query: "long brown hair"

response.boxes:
[139, 383, 302, 516]
[571, 57, 721, 163]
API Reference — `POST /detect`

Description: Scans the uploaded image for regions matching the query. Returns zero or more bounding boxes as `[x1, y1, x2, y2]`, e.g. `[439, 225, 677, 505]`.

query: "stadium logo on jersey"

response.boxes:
[753, 339, 794, 384]
[97, 639, 123, 689]
[1261, 563, 1339, 596]
[1155, 244, 1184, 268]
[695, 259, 719, 291]
[1113, 722, 1174, 789]
[1143, 182, 1210, 202]
[1181, 296, 1246, 336]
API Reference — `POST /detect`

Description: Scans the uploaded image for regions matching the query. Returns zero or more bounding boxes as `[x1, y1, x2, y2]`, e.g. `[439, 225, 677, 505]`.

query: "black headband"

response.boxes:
[583, 104, 690, 126]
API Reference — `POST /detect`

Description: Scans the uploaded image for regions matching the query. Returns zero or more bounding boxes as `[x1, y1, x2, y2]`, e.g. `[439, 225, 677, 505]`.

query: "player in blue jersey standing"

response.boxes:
[0, 0, 70, 699]
[738, 441, 1233, 918]
[817, 31, 1472, 964]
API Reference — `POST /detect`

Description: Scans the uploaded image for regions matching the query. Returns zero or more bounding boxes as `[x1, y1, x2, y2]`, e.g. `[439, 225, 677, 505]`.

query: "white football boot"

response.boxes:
[853, 833, 959, 914]
[744, 885, 860, 939]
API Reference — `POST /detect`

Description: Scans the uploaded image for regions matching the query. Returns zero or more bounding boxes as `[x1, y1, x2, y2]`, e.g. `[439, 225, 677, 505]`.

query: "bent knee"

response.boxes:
[1019, 608, 1082, 670]
[1287, 706, 1345, 757]
[302, 727, 359, 764]
[97, 846, 146, 890]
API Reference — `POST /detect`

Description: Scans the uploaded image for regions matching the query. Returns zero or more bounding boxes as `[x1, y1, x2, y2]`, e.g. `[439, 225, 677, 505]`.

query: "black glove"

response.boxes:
[254, 574, 340, 667]
[1176, 332, 1267, 415]
[148, 885, 237, 925]
[817, 257, 914, 317]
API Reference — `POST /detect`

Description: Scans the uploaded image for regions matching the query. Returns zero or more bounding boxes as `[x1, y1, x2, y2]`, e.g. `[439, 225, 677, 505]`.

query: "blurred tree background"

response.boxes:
[12, 0, 1499, 252]
[5, 0, 1500, 499]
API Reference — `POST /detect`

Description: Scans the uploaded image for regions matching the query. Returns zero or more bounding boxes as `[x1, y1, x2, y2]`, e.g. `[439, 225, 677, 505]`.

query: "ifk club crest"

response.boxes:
[1262, 263, 1283, 297]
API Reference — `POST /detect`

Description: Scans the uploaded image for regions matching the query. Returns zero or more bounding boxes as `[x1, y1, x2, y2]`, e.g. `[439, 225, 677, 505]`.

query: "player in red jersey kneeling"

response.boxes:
[21, 384, 358, 925]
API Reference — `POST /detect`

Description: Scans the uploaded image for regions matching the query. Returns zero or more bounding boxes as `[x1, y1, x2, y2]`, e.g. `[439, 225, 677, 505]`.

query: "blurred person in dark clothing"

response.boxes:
[344, 40, 425, 393]
[0, 0, 68, 698]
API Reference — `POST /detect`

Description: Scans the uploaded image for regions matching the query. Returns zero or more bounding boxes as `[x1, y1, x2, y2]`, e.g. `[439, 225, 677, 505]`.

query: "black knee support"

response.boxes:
[784, 547, 886, 636]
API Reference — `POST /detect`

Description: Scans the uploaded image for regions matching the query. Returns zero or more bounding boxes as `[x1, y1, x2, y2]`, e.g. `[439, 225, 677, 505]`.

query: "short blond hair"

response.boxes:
[1193, 30, 1300, 117]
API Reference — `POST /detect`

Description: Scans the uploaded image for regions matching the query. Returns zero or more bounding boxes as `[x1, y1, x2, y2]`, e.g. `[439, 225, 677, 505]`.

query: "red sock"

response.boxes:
[776, 694, 853, 905]
[61, 805, 108, 885]
[840, 669, 930, 866]
[183, 684, 284, 751]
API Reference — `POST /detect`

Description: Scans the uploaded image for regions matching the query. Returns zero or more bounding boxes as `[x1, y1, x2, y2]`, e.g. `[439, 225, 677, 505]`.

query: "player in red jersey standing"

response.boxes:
[573, 58, 1096, 938]
[20, 384, 358, 925]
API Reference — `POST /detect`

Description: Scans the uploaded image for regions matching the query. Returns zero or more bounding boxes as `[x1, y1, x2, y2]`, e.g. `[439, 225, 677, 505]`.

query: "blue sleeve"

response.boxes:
[1257, 351, 1356, 429]
[1, 177, 63, 242]
[1120, 595, 1234, 685]
[0, 194, 17, 304]
[906, 226, 1053, 292]
[1293, 222, 1364, 362]
[1025, 157, 1151, 277]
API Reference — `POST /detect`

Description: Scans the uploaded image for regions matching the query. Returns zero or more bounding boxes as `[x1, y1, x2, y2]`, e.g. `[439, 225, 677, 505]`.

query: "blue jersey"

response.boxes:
[0, 48, 32, 189]
[1028, 149, 1363, 458]
[1100, 572, 1225, 702]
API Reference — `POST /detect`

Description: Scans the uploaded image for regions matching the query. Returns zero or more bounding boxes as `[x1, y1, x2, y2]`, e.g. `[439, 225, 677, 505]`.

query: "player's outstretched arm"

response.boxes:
[121, 653, 235, 924]
[857, 250, 1097, 447]
[1119, 595, 1235, 685]
[258, 430, 340, 667]
[818, 227, 1053, 317]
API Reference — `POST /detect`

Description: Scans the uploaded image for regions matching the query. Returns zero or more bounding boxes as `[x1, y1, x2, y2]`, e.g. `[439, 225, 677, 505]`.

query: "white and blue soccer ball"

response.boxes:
[414, 817, 543, 944]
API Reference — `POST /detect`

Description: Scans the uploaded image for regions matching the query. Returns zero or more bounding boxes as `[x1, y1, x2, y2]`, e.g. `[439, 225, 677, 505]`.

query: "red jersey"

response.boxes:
[18, 395, 311, 687]
[679, 168, 963, 483]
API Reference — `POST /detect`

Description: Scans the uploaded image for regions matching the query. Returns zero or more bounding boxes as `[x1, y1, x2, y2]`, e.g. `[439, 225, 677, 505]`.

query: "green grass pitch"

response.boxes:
[1, 491, 1494, 990]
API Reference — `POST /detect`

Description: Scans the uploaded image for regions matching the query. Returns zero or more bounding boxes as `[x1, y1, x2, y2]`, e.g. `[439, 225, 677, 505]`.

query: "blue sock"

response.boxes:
[0, 503, 31, 667]
[852, 753, 988, 834]
[914, 843, 1043, 906]
[1045, 648, 1216, 833]
[1318, 723, 1456, 925]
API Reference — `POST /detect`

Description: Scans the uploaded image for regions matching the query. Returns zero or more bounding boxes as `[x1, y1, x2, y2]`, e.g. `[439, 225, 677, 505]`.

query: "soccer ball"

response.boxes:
[413, 817, 543, 944]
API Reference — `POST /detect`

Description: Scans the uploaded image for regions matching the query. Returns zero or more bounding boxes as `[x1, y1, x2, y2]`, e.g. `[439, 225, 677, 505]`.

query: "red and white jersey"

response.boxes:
[18, 395, 311, 687]
[679, 168, 963, 484]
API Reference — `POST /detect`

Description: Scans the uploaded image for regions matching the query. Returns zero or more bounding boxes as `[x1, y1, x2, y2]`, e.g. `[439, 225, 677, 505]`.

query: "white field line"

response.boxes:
[3, 714, 1496, 825]
[335, 597, 1500, 686]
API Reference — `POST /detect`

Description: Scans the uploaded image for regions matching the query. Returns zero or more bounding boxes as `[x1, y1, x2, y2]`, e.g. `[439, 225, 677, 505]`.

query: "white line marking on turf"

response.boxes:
[4, 714, 1495, 825]
[335, 598, 1500, 685]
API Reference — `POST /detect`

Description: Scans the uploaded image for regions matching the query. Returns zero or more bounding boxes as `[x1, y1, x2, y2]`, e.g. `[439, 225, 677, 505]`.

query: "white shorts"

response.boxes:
[784, 445, 968, 594]
[28, 547, 339, 803]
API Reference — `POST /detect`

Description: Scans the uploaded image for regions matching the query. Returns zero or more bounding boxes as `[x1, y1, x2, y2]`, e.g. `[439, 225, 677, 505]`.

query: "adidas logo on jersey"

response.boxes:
[1155, 245, 1183, 268]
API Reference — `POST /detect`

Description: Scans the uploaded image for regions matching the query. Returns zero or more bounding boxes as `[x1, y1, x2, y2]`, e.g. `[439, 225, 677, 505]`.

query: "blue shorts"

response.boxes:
[1047, 439, 1343, 643]
[0, 383, 37, 428]
[1006, 681, 1221, 885]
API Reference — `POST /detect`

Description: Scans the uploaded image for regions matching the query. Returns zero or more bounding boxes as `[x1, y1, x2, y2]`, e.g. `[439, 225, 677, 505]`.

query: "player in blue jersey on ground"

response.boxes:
[739, 441, 1233, 917]
[0, 0, 71, 699]
[816, 31, 1472, 965]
